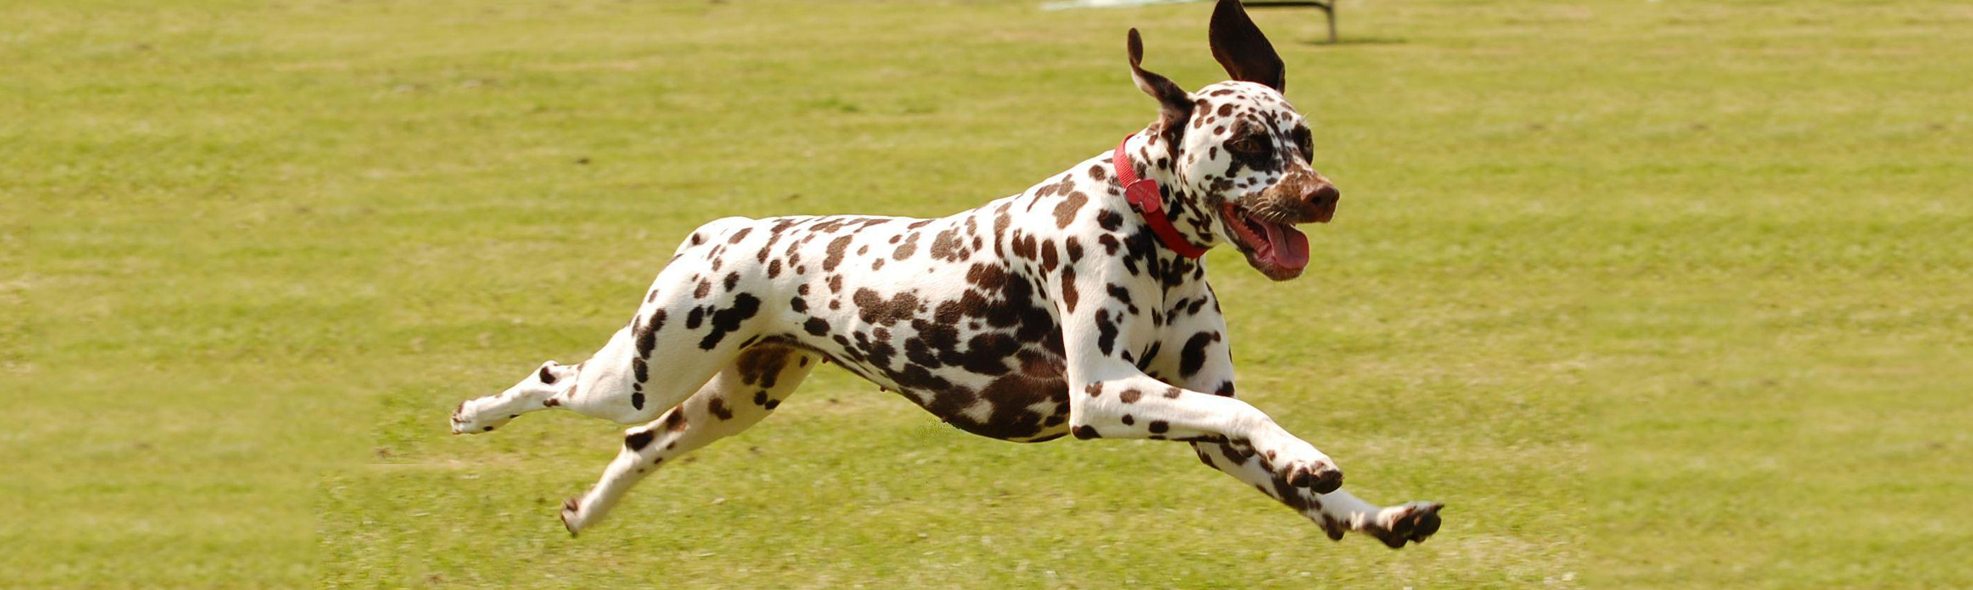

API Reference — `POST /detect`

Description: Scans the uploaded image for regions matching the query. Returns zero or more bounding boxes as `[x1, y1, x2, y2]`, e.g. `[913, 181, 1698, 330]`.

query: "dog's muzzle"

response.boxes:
[1266, 169, 1340, 224]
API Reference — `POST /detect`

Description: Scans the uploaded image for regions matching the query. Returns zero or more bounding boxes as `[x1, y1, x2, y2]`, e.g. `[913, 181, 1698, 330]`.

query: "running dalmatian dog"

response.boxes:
[452, 0, 1442, 548]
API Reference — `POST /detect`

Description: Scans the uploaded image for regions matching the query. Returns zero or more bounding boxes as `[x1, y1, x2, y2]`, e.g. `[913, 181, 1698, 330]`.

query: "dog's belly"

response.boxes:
[798, 281, 1075, 442]
[883, 350, 1073, 443]
[738, 209, 1077, 442]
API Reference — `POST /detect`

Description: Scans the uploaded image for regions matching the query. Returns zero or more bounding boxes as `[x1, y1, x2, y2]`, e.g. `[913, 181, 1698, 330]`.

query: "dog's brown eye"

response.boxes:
[1293, 128, 1314, 162]
[1230, 136, 1266, 154]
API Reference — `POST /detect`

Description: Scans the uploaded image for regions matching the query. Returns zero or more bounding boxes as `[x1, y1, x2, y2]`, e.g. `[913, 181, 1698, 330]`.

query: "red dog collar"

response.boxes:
[1113, 135, 1209, 259]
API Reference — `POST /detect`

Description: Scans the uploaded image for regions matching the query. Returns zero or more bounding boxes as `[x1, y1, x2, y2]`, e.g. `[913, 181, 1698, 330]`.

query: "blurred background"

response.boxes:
[4, 0, 1968, 588]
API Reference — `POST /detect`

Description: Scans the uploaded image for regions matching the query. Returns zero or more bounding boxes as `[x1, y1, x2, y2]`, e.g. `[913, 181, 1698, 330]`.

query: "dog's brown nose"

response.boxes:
[1306, 182, 1340, 222]
[1306, 183, 1340, 209]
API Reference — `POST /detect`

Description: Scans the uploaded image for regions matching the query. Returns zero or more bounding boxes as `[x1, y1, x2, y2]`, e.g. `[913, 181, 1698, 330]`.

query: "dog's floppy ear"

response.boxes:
[1127, 28, 1195, 140]
[1209, 0, 1285, 92]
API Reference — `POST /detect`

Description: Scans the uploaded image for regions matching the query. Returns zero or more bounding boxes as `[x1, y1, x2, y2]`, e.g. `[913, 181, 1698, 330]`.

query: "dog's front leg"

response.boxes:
[1059, 293, 1441, 548]
[1060, 296, 1345, 493]
[1066, 359, 1346, 493]
[1069, 352, 1443, 547]
[1152, 290, 1442, 548]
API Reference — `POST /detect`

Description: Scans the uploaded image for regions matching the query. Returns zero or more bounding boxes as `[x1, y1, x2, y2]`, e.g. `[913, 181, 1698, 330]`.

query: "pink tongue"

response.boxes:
[1260, 221, 1311, 270]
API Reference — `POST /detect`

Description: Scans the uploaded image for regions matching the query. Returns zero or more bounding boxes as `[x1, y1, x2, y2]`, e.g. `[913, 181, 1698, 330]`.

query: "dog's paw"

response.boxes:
[450, 400, 511, 435]
[449, 402, 474, 434]
[559, 496, 584, 537]
[1369, 501, 1444, 549]
[1254, 438, 1344, 495]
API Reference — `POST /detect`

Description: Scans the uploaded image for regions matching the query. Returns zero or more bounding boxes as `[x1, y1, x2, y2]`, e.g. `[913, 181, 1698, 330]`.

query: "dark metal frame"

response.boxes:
[1243, 1, 1339, 43]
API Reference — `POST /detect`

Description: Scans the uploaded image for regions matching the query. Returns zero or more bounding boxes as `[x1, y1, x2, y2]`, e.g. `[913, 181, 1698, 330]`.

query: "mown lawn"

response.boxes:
[4, 0, 1967, 588]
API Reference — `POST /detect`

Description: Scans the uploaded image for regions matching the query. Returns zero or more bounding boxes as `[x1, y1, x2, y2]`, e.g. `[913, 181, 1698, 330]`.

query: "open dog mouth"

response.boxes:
[1221, 201, 1312, 278]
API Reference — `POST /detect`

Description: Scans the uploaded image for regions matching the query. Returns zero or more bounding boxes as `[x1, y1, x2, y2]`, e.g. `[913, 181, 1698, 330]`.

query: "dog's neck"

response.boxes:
[1120, 128, 1220, 254]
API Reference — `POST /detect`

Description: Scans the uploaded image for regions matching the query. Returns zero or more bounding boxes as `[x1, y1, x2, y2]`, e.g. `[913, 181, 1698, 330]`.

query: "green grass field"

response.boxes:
[6, 0, 1969, 587]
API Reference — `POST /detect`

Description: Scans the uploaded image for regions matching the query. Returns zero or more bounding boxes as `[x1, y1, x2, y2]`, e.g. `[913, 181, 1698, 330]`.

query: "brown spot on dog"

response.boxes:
[624, 430, 654, 451]
[636, 311, 666, 358]
[929, 229, 966, 262]
[823, 235, 853, 271]
[852, 288, 920, 326]
[1060, 267, 1079, 313]
[1219, 444, 1249, 466]
[892, 232, 921, 260]
[1097, 210, 1124, 231]
[1097, 234, 1121, 255]
[1053, 192, 1087, 229]
[1009, 231, 1037, 260]
[735, 346, 792, 389]
[698, 294, 762, 351]
[1095, 309, 1119, 356]
[1179, 330, 1223, 378]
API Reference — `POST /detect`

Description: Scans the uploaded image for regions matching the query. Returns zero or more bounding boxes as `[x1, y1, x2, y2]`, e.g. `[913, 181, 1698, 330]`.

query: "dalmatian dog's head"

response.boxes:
[1129, 0, 1341, 281]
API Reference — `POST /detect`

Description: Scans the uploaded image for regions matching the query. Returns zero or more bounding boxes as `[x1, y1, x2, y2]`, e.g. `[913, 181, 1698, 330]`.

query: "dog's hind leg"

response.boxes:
[558, 345, 818, 535]
[451, 261, 739, 433]
[451, 361, 578, 434]
[540, 217, 779, 426]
